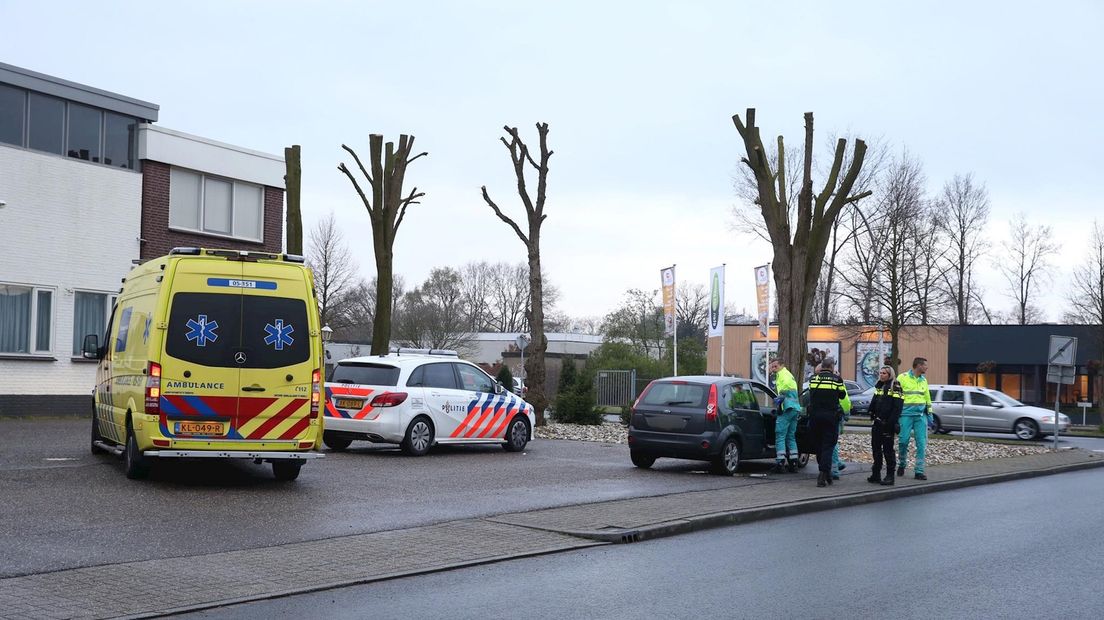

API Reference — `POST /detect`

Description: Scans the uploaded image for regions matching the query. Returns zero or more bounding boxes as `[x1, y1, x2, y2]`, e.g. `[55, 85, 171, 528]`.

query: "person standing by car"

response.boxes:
[867, 366, 903, 485]
[769, 358, 801, 473]
[807, 357, 851, 487]
[897, 357, 934, 481]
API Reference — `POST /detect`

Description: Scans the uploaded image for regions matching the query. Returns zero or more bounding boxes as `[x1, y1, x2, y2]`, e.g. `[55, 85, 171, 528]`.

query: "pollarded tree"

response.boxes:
[338, 134, 426, 355]
[732, 110, 870, 378]
[481, 123, 553, 423]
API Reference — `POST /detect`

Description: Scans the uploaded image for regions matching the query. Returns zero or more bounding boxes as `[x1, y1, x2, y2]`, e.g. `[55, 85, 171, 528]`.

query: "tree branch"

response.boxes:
[340, 143, 374, 186]
[481, 185, 529, 246]
[337, 162, 374, 216]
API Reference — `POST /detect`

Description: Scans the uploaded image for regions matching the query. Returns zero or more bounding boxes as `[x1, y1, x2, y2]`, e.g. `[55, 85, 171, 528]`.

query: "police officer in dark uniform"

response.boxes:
[867, 366, 904, 486]
[806, 357, 851, 488]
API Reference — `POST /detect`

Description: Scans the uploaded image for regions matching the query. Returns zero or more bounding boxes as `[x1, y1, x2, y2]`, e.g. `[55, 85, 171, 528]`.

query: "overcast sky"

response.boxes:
[3, 0, 1101, 324]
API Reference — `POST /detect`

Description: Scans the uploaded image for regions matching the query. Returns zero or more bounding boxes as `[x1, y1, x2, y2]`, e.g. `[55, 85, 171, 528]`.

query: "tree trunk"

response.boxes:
[372, 250, 393, 355]
[284, 145, 302, 255]
[526, 242, 547, 416]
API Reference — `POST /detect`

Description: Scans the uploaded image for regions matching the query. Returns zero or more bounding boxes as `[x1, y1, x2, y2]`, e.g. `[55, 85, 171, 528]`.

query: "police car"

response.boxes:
[322, 349, 535, 455]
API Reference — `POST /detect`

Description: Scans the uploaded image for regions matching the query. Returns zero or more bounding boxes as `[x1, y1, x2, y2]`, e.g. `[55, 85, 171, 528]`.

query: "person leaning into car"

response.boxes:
[768, 358, 802, 473]
[806, 357, 851, 487]
[867, 366, 903, 486]
[897, 357, 934, 481]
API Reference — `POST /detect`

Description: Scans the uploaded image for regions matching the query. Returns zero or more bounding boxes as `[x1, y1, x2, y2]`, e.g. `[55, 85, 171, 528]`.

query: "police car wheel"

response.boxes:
[124, 427, 149, 480]
[90, 408, 107, 455]
[503, 417, 530, 452]
[323, 432, 353, 451]
[272, 460, 302, 481]
[401, 417, 434, 456]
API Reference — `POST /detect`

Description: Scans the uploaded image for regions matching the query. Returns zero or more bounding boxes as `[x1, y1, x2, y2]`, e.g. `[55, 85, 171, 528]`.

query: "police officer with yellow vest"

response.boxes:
[897, 357, 933, 480]
[806, 357, 851, 487]
[867, 366, 904, 485]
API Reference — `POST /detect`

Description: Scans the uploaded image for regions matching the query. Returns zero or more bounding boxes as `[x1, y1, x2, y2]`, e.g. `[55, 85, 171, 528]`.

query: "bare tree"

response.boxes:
[338, 134, 427, 355]
[936, 174, 990, 324]
[675, 282, 709, 342]
[332, 275, 405, 343]
[998, 213, 1058, 324]
[481, 123, 553, 422]
[732, 109, 870, 376]
[393, 267, 474, 355]
[459, 261, 497, 332]
[907, 206, 949, 324]
[1065, 221, 1104, 414]
[305, 212, 358, 330]
[602, 288, 665, 358]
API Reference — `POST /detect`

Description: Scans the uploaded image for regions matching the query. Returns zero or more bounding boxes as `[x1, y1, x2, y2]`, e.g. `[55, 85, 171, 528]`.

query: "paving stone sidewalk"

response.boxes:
[1, 449, 1100, 619]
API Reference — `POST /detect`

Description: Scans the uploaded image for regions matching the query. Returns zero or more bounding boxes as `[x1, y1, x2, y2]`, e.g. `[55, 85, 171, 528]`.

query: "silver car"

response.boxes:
[928, 384, 1071, 440]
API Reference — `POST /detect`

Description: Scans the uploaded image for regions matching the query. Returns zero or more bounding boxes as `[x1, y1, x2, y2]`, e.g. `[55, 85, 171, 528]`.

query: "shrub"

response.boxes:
[495, 365, 514, 391]
[620, 403, 632, 426]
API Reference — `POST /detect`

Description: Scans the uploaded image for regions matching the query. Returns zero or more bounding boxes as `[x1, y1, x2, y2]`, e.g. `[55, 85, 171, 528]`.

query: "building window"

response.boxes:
[103, 112, 135, 168]
[0, 83, 137, 169]
[0, 84, 26, 147]
[0, 284, 53, 354]
[72, 291, 112, 355]
[169, 167, 264, 242]
[67, 103, 102, 162]
[28, 92, 65, 155]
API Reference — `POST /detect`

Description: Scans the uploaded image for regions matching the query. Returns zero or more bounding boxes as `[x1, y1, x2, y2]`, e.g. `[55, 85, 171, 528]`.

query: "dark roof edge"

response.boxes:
[0, 62, 159, 122]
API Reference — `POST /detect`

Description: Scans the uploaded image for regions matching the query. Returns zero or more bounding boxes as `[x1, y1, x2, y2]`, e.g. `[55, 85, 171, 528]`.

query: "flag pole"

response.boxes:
[673, 263, 678, 376]
[720, 263, 726, 376]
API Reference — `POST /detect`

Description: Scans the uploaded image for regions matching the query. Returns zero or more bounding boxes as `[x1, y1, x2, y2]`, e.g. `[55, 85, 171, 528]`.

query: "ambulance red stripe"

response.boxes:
[278, 415, 312, 440]
[237, 397, 279, 427]
[248, 399, 308, 439]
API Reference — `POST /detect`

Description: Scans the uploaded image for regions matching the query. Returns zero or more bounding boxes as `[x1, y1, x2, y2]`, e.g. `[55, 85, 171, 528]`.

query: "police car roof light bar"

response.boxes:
[388, 347, 459, 357]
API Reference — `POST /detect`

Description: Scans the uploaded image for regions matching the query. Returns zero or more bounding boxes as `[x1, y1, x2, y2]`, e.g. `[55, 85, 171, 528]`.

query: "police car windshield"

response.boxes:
[331, 363, 400, 387]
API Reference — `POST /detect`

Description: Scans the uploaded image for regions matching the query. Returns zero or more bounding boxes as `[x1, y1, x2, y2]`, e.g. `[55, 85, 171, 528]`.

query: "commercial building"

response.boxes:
[708, 323, 1101, 407]
[0, 62, 285, 416]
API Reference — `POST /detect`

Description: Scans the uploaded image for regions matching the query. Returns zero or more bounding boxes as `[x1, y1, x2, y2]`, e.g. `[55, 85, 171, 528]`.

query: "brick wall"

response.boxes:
[140, 160, 285, 259]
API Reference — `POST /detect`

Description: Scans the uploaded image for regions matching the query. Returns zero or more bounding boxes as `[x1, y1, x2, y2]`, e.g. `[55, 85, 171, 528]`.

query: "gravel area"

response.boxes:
[536, 423, 1049, 464]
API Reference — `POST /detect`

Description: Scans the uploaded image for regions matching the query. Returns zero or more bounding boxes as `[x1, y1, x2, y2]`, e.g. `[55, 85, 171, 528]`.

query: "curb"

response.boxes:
[524, 456, 1104, 544]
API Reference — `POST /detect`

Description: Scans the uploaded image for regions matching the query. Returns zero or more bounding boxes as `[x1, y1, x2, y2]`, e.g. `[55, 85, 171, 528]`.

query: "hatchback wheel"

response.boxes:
[711, 438, 740, 475]
[272, 460, 303, 481]
[401, 416, 434, 456]
[1014, 418, 1041, 441]
[630, 450, 656, 469]
[503, 417, 530, 452]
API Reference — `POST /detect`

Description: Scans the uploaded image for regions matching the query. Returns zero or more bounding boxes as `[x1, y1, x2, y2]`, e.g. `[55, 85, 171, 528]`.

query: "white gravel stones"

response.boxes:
[536, 423, 1049, 464]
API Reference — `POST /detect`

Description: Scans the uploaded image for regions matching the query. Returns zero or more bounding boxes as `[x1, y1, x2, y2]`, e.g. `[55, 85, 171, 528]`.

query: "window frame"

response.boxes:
[0, 83, 139, 170]
[455, 363, 495, 394]
[71, 289, 116, 357]
[0, 282, 56, 356]
[168, 167, 265, 243]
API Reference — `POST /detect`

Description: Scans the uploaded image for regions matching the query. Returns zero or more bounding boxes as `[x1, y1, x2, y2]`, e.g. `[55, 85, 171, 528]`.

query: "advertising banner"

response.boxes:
[708, 265, 725, 338]
[855, 341, 892, 390]
[661, 266, 676, 337]
[754, 265, 770, 337]
[751, 341, 842, 385]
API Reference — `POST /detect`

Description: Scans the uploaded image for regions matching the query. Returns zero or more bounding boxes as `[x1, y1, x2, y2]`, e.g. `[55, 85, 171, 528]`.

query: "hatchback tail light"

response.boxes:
[371, 392, 408, 408]
[145, 362, 162, 414]
[310, 369, 321, 418]
[705, 384, 718, 422]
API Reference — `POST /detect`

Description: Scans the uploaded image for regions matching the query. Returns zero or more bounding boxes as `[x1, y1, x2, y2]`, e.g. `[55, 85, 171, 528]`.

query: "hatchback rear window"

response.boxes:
[640, 382, 708, 407]
[332, 363, 400, 386]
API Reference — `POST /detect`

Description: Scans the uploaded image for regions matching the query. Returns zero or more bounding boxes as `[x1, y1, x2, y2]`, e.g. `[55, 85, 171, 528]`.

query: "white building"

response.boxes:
[0, 62, 285, 416]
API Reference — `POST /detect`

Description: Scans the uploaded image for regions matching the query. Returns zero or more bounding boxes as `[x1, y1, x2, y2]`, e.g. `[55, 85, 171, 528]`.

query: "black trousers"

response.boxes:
[810, 412, 839, 474]
[870, 420, 896, 476]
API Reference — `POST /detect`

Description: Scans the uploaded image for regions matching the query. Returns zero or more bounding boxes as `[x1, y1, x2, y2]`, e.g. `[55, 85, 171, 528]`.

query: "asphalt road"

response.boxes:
[0, 417, 771, 578]
[179, 467, 1104, 620]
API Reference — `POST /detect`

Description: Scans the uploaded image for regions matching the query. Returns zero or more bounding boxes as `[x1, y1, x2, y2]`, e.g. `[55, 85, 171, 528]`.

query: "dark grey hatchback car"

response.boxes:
[627, 376, 781, 475]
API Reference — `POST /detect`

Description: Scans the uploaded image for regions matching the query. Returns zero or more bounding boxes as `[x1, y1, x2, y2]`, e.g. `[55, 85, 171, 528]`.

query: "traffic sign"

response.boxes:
[1046, 364, 1076, 385]
[1048, 335, 1077, 366]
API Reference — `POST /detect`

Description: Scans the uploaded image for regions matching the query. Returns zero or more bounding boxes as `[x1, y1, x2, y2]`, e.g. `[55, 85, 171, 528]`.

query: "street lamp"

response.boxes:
[321, 325, 333, 343]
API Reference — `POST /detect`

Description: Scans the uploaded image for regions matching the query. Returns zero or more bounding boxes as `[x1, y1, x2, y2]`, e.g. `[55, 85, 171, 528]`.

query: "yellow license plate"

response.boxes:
[175, 421, 226, 436]
[336, 398, 363, 409]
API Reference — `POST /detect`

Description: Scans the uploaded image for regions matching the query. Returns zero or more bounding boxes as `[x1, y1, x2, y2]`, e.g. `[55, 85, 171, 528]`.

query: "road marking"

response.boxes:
[44, 457, 76, 462]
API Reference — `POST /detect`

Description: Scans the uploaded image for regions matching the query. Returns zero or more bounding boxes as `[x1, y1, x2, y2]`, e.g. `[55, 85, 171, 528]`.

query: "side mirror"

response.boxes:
[82, 334, 101, 360]
[493, 381, 505, 395]
[992, 402, 1003, 408]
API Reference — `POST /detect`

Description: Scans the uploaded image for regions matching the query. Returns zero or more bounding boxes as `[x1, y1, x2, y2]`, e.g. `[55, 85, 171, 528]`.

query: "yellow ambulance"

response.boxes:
[83, 248, 324, 480]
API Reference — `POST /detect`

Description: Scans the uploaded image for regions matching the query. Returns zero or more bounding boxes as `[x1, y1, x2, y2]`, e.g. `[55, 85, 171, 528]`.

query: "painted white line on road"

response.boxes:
[44, 457, 75, 462]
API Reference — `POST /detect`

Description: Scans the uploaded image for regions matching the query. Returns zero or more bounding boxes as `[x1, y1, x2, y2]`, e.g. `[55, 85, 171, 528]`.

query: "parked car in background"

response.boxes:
[511, 377, 527, 397]
[627, 375, 784, 475]
[928, 384, 1070, 440]
[851, 387, 875, 416]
